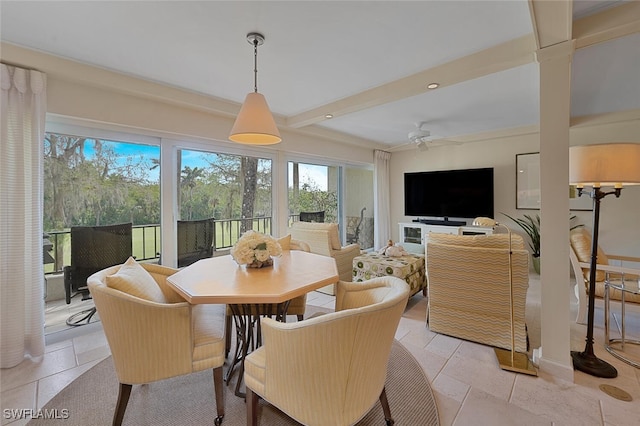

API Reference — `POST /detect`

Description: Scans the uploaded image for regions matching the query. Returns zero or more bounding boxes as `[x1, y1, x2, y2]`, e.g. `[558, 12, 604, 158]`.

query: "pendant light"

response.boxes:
[229, 32, 281, 145]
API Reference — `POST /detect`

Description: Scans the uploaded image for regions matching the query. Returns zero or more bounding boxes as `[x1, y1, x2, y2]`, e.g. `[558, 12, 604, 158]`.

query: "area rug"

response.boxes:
[29, 313, 439, 425]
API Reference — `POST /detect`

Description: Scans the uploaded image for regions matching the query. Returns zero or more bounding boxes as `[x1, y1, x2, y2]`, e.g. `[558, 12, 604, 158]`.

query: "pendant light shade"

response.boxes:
[229, 32, 281, 145]
[229, 92, 281, 145]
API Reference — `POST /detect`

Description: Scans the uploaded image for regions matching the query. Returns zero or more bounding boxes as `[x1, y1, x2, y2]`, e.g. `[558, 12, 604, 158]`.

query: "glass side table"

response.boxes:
[604, 271, 640, 369]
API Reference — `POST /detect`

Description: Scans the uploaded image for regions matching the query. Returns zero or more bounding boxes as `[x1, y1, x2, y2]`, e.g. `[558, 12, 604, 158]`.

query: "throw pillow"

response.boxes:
[106, 257, 167, 303]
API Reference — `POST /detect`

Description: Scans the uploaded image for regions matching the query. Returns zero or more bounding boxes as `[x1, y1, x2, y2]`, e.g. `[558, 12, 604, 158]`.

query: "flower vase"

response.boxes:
[247, 257, 273, 268]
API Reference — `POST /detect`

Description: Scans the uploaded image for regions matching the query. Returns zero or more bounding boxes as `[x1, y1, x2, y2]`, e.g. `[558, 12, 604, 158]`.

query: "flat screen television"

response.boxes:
[404, 168, 494, 220]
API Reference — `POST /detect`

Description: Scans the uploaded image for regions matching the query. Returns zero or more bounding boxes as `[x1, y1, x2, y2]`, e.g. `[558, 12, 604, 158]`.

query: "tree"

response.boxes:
[181, 166, 205, 220]
[240, 157, 258, 233]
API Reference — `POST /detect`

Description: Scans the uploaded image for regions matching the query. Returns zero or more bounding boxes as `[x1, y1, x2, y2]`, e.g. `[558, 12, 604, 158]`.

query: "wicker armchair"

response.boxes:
[63, 222, 132, 326]
[177, 217, 216, 268]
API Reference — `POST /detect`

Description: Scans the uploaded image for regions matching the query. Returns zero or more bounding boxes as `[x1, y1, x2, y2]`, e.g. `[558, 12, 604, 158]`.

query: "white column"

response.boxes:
[535, 40, 574, 380]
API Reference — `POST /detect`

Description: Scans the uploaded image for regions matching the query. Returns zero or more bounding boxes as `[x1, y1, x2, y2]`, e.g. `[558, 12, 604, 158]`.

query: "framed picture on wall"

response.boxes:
[516, 152, 592, 211]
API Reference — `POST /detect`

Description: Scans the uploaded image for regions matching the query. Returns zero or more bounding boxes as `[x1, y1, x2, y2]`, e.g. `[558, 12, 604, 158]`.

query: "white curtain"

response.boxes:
[1, 64, 47, 368]
[373, 150, 391, 250]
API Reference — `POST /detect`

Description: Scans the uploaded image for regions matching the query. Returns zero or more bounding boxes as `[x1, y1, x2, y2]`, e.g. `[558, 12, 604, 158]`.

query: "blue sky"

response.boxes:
[82, 140, 328, 190]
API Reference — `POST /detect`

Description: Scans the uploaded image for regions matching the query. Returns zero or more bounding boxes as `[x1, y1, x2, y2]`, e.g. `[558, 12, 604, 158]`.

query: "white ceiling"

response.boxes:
[1, 1, 638, 150]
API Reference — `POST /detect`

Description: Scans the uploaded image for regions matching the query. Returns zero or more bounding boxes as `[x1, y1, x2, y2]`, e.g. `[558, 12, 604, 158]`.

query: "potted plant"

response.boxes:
[502, 213, 582, 274]
[503, 213, 541, 273]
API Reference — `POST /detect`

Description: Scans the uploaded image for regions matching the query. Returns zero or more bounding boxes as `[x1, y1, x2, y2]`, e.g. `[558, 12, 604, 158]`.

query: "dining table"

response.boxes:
[166, 250, 339, 396]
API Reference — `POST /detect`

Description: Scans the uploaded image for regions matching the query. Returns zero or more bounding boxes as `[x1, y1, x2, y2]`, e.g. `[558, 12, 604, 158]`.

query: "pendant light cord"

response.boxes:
[253, 38, 258, 93]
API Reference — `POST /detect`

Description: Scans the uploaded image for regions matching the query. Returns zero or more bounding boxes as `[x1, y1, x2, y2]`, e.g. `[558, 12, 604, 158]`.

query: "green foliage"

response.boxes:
[288, 180, 338, 222]
[503, 213, 541, 257]
[44, 133, 160, 229]
[502, 213, 583, 257]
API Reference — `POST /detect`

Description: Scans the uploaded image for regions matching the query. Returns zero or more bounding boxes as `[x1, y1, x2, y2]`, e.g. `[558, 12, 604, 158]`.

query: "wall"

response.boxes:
[390, 123, 640, 258]
[3, 42, 376, 166]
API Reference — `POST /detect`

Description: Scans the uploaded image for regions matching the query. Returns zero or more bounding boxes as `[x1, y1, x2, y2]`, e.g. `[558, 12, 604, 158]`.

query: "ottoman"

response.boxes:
[352, 253, 426, 296]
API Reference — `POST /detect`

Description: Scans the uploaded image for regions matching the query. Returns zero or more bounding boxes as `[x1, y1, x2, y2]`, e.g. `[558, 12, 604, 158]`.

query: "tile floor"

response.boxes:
[2, 276, 640, 425]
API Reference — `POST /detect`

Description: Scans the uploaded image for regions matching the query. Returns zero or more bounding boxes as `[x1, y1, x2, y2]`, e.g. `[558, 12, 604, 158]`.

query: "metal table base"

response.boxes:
[604, 279, 640, 369]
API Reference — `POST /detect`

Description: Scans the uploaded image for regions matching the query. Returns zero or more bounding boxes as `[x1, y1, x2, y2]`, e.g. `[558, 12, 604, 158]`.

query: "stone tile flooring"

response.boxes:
[2, 276, 639, 425]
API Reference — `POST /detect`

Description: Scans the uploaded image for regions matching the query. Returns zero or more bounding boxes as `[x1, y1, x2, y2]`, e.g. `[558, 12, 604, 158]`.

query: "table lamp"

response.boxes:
[569, 142, 640, 378]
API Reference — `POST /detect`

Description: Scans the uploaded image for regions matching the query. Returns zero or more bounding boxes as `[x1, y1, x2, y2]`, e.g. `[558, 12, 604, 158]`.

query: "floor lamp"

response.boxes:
[569, 143, 640, 378]
[472, 217, 537, 375]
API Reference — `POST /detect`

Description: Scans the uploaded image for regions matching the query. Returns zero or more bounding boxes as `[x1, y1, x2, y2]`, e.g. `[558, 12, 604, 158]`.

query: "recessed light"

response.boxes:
[427, 83, 440, 89]
[324, 114, 333, 119]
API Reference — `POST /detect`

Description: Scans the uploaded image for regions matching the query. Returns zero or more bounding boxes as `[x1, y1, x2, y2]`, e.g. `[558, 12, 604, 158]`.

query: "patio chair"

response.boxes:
[63, 222, 133, 326]
[299, 211, 325, 223]
[177, 217, 216, 268]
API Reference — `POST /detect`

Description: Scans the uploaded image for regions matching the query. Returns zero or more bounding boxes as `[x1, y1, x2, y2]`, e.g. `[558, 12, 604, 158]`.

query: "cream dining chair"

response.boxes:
[289, 221, 361, 294]
[244, 277, 410, 426]
[87, 258, 226, 426]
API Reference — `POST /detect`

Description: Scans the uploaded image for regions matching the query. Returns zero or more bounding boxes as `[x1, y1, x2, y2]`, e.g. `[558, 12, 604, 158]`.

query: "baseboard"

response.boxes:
[533, 347, 575, 382]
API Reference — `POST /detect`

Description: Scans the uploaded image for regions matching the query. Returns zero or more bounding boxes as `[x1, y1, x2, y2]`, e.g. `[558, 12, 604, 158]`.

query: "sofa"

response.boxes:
[289, 221, 360, 295]
[426, 233, 529, 352]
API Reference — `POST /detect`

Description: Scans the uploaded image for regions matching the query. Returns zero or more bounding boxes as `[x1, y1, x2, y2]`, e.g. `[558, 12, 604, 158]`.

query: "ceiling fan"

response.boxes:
[407, 121, 461, 151]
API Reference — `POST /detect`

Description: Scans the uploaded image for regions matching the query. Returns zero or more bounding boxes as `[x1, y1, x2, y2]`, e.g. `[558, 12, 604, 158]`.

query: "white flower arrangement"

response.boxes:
[230, 230, 282, 268]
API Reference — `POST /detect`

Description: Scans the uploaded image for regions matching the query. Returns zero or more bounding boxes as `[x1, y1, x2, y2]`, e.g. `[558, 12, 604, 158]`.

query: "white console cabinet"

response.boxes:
[398, 222, 493, 254]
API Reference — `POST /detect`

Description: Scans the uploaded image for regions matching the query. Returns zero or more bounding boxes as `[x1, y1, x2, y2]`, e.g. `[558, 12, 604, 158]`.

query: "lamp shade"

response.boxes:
[229, 92, 281, 145]
[569, 143, 640, 187]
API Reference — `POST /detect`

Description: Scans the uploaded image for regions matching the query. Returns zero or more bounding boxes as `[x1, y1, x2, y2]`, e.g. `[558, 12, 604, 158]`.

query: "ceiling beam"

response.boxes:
[528, 0, 573, 49]
[573, 1, 640, 49]
[286, 35, 536, 129]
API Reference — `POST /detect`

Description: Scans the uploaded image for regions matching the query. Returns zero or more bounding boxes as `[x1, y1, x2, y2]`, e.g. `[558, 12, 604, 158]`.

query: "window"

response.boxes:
[179, 149, 273, 249]
[344, 166, 374, 250]
[288, 161, 339, 225]
[43, 131, 160, 272]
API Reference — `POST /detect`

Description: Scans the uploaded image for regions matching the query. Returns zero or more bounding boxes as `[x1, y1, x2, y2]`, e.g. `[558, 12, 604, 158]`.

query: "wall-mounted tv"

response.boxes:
[404, 168, 494, 220]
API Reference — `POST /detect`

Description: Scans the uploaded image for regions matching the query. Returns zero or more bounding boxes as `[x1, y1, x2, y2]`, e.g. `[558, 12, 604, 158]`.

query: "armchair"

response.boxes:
[87, 259, 226, 426]
[426, 233, 530, 352]
[289, 221, 360, 294]
[569, 228, 640, 324]
[244, 277, 410, 426]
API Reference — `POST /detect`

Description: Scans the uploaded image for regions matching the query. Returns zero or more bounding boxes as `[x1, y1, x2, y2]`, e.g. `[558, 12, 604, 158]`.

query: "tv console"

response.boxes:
[399, 222, 493, 255]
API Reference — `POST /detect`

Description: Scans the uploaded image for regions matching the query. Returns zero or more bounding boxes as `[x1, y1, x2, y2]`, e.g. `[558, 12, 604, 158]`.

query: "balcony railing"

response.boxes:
[44, 216, 301, 274]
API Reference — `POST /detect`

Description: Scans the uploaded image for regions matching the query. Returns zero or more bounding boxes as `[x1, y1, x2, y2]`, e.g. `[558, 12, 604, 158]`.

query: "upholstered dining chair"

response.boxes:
[244, 277, 410, 426]
[569, 227, 640, 324]
[289, 221, 361, 294]
[224, 235, 311, 355]
[87, 258, 226, 426]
